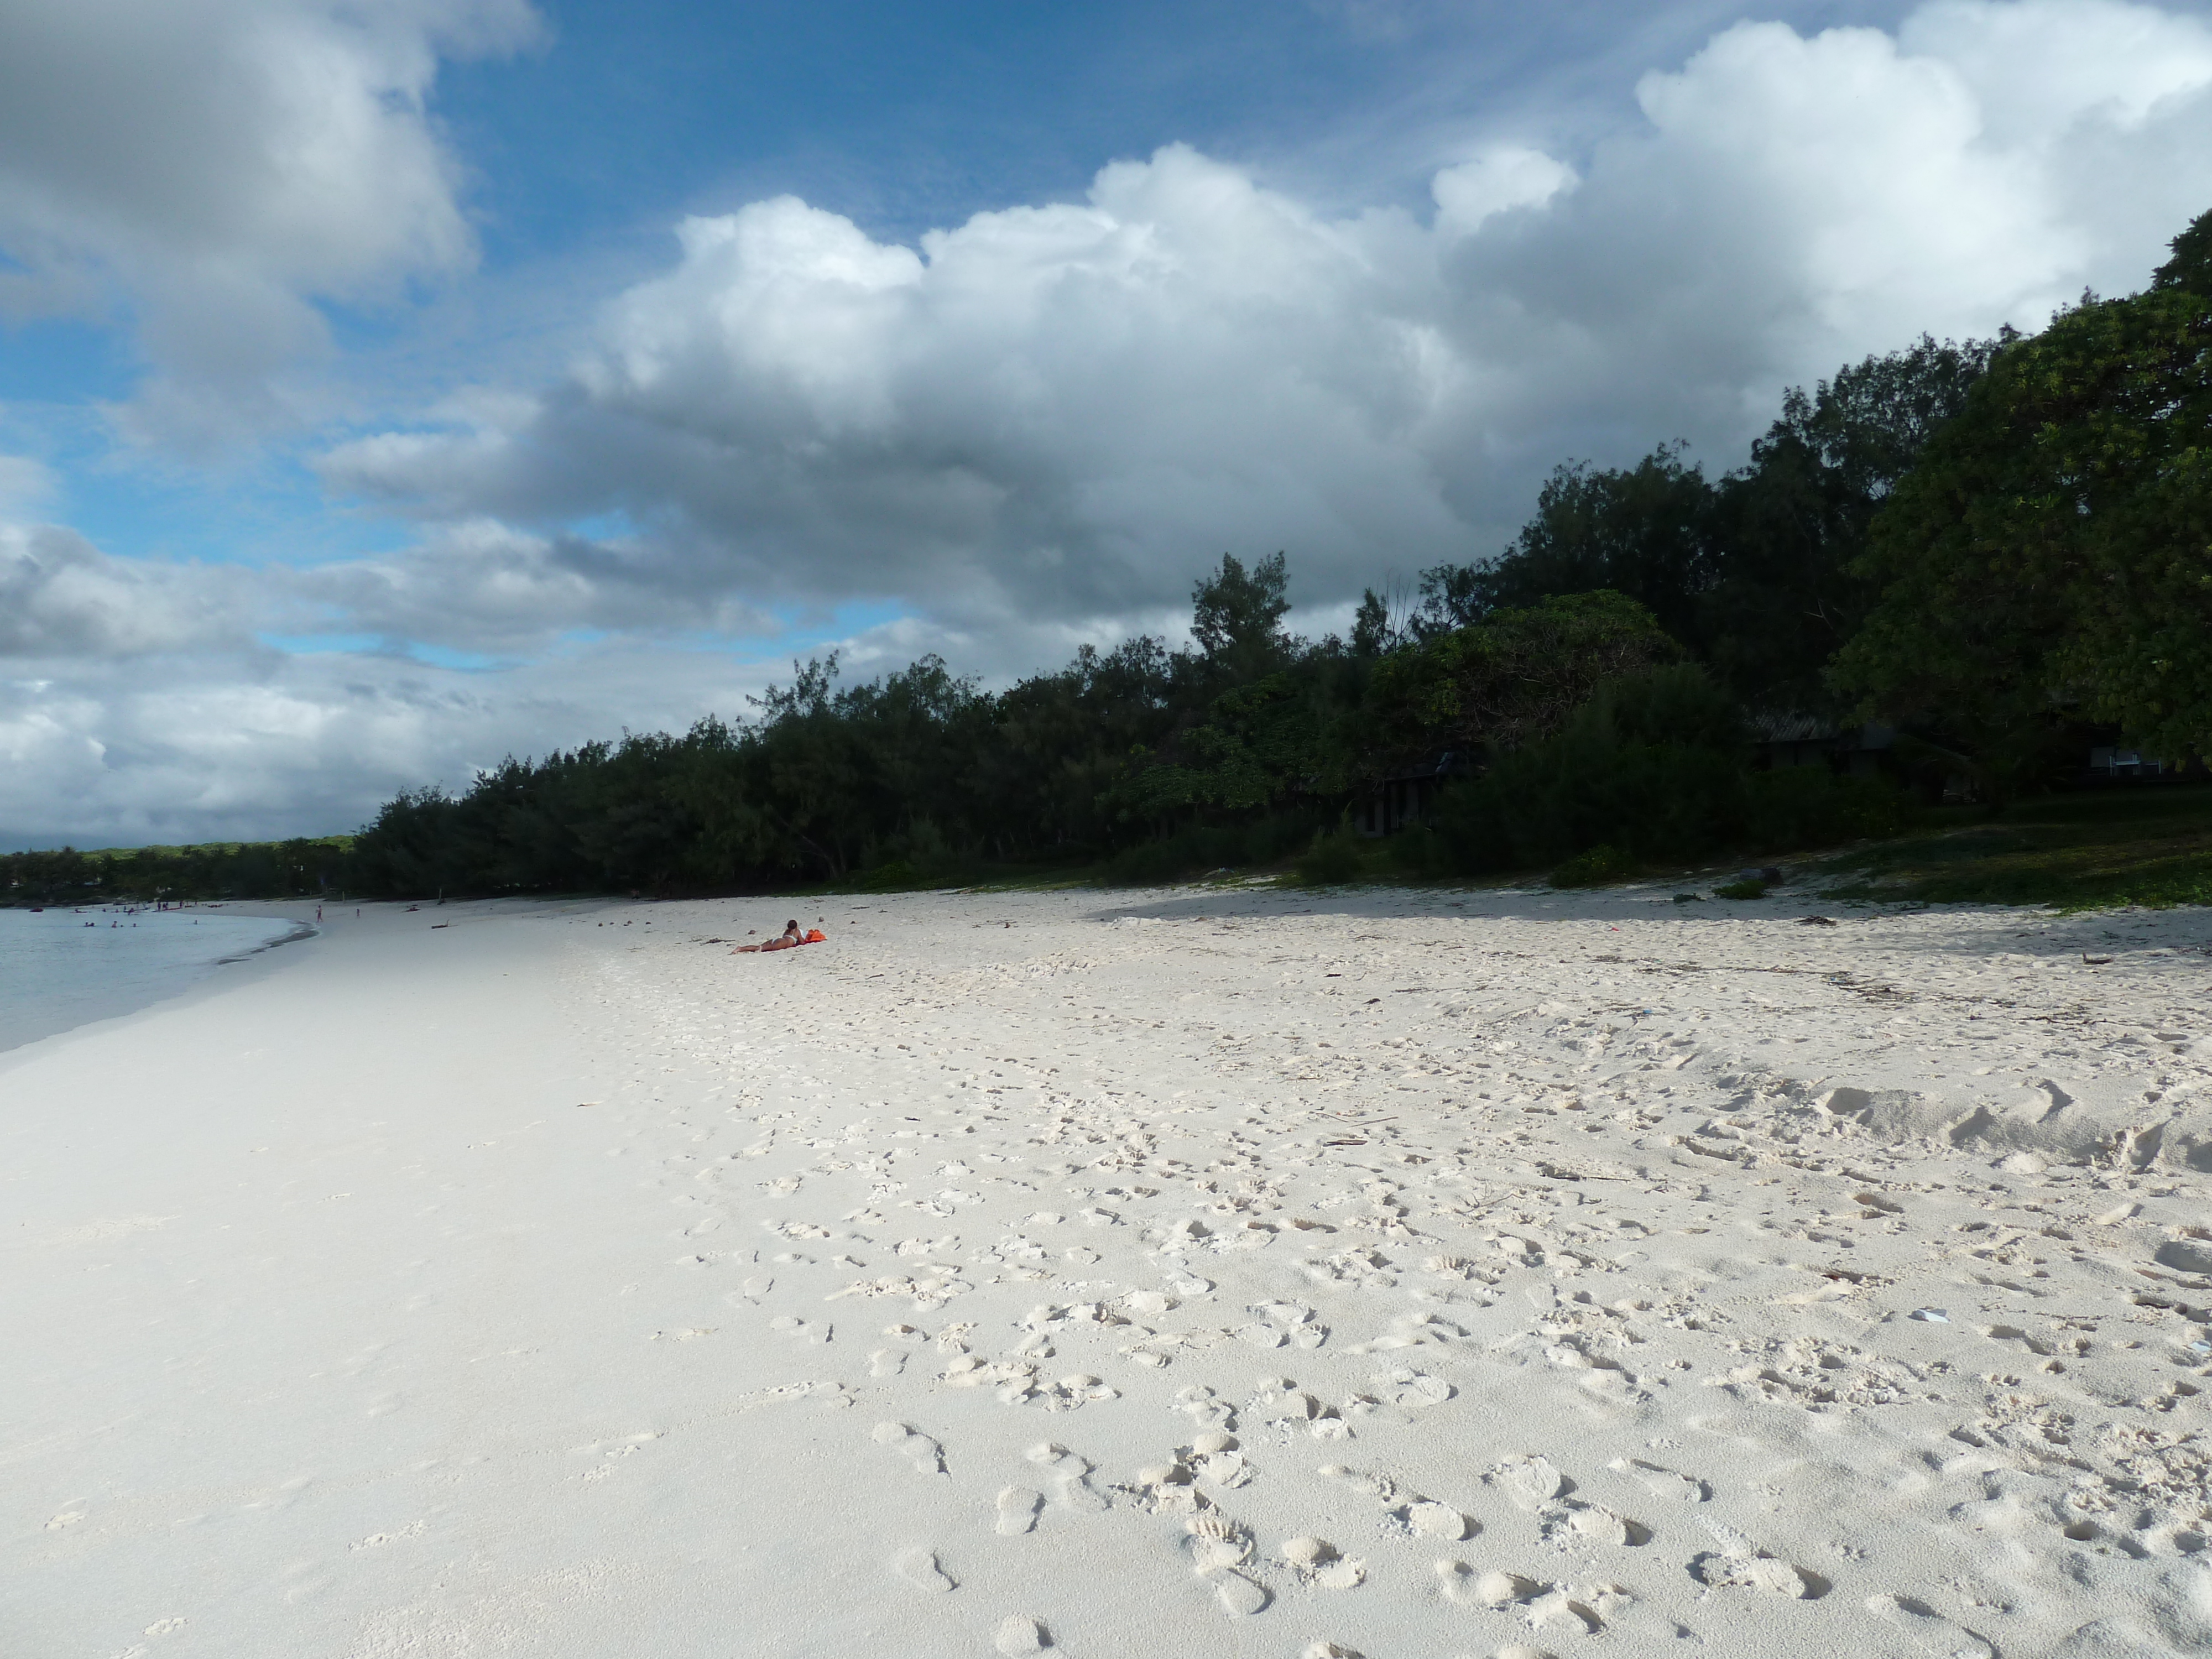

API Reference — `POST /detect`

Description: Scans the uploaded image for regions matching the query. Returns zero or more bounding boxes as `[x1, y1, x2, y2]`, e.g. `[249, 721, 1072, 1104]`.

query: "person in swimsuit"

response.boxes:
[733, 920, 805, 953]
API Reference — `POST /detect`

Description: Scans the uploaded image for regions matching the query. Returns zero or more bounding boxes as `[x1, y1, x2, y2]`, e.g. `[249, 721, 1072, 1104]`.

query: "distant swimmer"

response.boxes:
[732, 919, 826, 954]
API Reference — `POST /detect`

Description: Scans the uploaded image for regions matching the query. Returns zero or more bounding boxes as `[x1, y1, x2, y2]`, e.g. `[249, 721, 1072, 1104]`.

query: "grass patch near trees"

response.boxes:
[1813, 786, 2212, 910]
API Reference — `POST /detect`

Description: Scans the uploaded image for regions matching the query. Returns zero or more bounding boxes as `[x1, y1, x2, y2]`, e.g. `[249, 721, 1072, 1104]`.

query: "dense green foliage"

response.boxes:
[336, 571, 1697, 897]
[0, 839, 352, 905]
[1392, 336, 1998, 714]
[1352, 591, 1681, 771]
[1413, 665, 1912, 877]
[1835, 222, 2212, 775]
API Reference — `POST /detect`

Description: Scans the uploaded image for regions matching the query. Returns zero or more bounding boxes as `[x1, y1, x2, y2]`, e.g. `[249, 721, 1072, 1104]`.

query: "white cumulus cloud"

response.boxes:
[322, 0, 2212, 647]
[0, 524, 254, 659]
[0, 0, 542, 450]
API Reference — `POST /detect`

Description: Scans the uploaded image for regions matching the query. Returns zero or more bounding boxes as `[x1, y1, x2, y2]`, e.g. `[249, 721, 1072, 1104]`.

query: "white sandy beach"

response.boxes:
[5, 884, 2211, 1658]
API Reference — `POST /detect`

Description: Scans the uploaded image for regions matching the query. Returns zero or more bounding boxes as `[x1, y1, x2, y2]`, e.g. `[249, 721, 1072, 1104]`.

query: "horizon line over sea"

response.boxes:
[0, 906, 312, 1057]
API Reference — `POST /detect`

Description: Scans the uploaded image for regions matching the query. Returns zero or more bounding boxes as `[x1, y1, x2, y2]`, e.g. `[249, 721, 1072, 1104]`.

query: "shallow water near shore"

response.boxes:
[0, 906, 307, 1055]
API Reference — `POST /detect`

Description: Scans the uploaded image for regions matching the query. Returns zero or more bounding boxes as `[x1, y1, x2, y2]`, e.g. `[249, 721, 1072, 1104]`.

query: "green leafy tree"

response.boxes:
[1349, 591, 1681, 778]
[1106, 553, 1331, 832]
[1432, 664, 1750, 870]
[1418, 448, 1718, 648]
[1705, 334, 1998, 711]
[1190, 551, 1292, 682]
[1349, 587, 1395, 657]
[1111, 674, 1319, 818]
[988, 638, 1178, 854]
[1411, 340, 1994, 711]
[1836, 210, 2212, 770]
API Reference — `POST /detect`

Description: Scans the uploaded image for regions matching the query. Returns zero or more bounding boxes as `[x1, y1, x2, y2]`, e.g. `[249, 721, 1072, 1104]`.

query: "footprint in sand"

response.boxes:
[1608, 1457, 1708, 1503]
[873, 1422, 947, 1475]
[996, 1487, 1043, 1536]
[1185, 1509, 1254, 1573]
[1282, 1536, 1365, 1589]
[1186, 1432, 1253, 1489]
[1584, 1582, 1639, 1623]
[1320, 1464, 1402, 1505]
[1865, 1593, 1997, 1658]
[1212, 1571, 1271, 1618]
[1173, 1386, 1235, 1431]
[1493, 1454, 1569, 1511]
[894, 1547, 957, 1593]
[1133, 1457, 1201, 1516]
[1402, 1499, 1474, 1540]
[1178, 1503, 1274, 1618]
[1261, 1388, 1346, 1439]
[993, 1614, 1051, 1655]
[1687, 1518, 1825, 1598]
[1370, 1368, 1453, 1408]
[1256, 1301, 1330, 1349]
[1526, 1589, 1602, 1635]
[1437, 1563, 1543, 1608]
[870, 1324, 927, 1375]
[1025, 1443, 1109, 1512]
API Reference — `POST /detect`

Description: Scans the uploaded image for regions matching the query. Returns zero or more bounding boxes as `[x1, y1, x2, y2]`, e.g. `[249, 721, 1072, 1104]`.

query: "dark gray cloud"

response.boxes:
[0, 525, 253, 658]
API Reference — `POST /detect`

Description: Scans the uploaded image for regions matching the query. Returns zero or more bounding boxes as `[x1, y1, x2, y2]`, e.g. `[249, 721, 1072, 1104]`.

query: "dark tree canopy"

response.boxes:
[1703, 333, 2000, 712]
[1190, 551, 1292, 682]
[1353, 591, 1682, 773]
[1438, 446, 1718, 650]
[2152, 207, 2212, 295]
[1837, 208, 2212, 768]
[1401, 336, 1999, 715]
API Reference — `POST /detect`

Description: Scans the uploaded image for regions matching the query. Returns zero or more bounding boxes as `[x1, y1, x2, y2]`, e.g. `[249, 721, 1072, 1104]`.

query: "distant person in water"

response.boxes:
[732, 920, 826, 953]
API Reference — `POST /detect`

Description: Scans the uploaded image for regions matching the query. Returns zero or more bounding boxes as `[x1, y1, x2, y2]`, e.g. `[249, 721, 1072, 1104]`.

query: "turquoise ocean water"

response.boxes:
[0, 907, 309, 1055]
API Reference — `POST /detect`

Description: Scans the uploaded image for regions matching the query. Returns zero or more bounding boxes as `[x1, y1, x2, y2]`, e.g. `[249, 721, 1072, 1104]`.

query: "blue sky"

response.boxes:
[3, 0, 2210, 846]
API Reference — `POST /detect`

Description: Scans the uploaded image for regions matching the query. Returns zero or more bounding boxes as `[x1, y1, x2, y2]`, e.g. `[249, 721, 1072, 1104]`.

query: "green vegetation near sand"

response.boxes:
[11, 790, 2211, 916]
[1, 838, 353, 906]
[1812, 788, 2212, 911]
[1264, 786, 2212, 912]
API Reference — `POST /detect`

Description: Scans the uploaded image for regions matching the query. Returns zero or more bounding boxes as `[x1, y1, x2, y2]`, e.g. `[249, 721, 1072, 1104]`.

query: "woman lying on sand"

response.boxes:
[732, 920, 826, 953]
